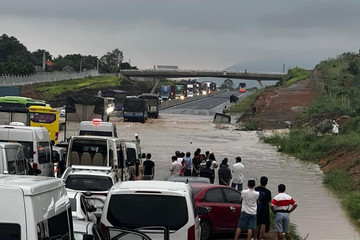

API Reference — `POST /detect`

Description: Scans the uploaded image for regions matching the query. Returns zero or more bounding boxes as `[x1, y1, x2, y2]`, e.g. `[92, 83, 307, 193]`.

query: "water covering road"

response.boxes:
[110, 93, 360, 240]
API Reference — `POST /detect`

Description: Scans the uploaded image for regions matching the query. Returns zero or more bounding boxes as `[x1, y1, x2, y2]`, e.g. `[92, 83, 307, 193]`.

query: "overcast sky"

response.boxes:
[1, 0, 359, 72]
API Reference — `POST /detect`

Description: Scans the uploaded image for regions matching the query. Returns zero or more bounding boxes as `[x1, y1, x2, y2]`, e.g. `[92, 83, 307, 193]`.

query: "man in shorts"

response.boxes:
[271, 184, 298, 240]
[254, 176, 272, 240]
[234, 179, 259, 240]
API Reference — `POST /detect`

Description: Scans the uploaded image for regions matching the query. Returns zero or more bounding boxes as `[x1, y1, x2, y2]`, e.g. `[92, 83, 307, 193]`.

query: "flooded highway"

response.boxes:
[112, 112, 360, 240]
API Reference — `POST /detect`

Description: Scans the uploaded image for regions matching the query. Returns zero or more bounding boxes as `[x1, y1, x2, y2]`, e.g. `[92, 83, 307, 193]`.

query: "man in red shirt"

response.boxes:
[271, 184, 297, 240]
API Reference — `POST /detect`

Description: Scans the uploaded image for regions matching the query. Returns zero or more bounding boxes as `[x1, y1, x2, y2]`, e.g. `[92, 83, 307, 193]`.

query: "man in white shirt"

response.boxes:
[232, 156, 245, 191]
[234, 179, 259, 240]
[170, 156, 182, 176]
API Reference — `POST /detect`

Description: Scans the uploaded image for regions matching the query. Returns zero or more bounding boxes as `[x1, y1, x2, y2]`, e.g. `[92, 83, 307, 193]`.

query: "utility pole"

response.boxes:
[118, 51, 123, 73]
[80, 56, 83, 73]
[42, 51, 46, 71]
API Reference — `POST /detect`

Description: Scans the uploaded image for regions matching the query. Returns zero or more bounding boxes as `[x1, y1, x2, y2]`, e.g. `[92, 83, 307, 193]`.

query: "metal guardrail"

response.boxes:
[0, 70, 99, 87]
[121, 69, 286, 75]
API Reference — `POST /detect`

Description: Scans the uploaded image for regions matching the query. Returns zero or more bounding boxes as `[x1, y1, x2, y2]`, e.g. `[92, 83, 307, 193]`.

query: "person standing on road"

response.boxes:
[254, 176, 272, 240]
[170, 155, 182, 176]
[135, 133, 140, 144]
[192, 150, 201, 176]
[234, 179, 259, 240]
[271, 184, 298, 240]
[208, 153, 218, 184]
[231, 156, 245, 191]
[143, 153, 154, 180]
[183, 152, 192, 176]
[130, 159, 143, 180]
[218, 158, 232, 186]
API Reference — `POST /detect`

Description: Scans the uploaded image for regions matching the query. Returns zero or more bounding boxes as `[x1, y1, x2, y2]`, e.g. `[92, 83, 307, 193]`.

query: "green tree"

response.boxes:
[0, 34, 35, 75]
[100, 48, 123, 73]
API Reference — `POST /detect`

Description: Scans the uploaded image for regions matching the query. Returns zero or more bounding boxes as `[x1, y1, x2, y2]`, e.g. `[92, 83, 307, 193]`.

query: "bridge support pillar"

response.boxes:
[257, 80, 264, 89]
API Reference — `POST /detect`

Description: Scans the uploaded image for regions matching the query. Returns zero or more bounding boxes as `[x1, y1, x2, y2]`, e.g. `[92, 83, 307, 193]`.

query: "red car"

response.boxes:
[190, 183, 242, 240]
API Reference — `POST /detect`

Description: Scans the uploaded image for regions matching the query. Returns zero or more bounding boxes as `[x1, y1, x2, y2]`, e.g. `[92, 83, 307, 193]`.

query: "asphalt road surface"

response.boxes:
[161, 90, 251, 115]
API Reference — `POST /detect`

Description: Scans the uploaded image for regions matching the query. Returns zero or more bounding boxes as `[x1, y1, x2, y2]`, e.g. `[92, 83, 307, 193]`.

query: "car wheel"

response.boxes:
[200, 220, 211, 240]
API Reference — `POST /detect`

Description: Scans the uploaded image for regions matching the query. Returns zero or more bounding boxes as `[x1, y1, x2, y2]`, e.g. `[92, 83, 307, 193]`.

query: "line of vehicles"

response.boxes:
[0, 94, 243, 240]
[160, 81, 217, 101]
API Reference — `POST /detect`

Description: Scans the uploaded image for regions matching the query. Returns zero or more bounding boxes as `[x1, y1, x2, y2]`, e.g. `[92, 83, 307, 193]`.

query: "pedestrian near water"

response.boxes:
[135, 133, 140, 144]
[199, 160, 213, 182]
[183, 152, 192, 176]
[218, 158, 232, 185]
[170, 155, 182, 176]
[271, 184, 298, 240]
[192, 150, 201, 176]
[251, 104, 257, 117]
[231, 156, 244, 191]
[208, 153, 218, 184]
[234, 179, 259, 240]
[142, 153, 154, 180]
[332, 120, 339, 134]
[223, 106, 228, 114]
[254, 176, 272, 240]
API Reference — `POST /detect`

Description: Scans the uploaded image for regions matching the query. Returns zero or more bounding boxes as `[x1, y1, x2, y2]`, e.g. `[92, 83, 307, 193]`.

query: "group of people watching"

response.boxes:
[170, 148, 219, 184]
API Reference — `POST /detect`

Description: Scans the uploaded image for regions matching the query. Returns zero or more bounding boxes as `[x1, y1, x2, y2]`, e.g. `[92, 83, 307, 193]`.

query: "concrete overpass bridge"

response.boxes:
[120, 69, 285, 81]
[120, 69, 285, 93]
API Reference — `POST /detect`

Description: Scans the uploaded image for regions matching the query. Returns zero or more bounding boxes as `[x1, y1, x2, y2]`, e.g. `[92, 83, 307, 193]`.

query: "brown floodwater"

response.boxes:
[110, 113, 360, 240]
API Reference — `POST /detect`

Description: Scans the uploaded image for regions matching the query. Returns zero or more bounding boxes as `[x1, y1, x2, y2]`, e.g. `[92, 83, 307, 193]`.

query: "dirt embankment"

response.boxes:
[251, 79, 360, 187]
[251, 78, 315, 130]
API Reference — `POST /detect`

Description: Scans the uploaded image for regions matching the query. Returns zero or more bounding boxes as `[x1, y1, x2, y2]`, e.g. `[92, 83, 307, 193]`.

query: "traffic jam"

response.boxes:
[0, 88, 247, 240]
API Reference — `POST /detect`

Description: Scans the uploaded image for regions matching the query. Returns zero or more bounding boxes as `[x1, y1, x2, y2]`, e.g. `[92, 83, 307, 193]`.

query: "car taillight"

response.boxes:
[55, 132, 59, 140]
[33, 163, 38, 170]
[187, 224, 195, 240]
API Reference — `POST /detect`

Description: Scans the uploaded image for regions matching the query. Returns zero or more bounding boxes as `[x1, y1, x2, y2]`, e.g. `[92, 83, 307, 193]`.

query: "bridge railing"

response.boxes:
[121, 69, 286, 75]
[0, 70, 99, 87]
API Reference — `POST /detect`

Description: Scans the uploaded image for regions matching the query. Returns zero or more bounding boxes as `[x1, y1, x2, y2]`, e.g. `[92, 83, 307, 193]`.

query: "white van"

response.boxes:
[78, 119, 117, 137]
[0, 142, 28, 175]
[0, 175, 74, 239]
[100, 181, 201, 240]
[66, 135, 129, 181]
[0, 125, 54, 177]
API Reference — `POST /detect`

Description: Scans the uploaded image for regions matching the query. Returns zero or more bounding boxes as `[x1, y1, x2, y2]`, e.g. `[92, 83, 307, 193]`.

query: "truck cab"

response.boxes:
[66, 136, 129, 181]
[138, 93, 160, 118]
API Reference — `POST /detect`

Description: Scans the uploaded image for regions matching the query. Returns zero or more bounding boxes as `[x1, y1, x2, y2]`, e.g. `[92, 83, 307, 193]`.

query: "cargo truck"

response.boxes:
[123, 97, 148, 123]
[65, 95, 109, 141]
[175, 84, 187, 99]
[138, 93, 160, 118]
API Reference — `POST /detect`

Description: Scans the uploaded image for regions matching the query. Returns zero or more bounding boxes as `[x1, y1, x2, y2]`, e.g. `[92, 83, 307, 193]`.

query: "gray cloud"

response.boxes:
[1, 0, 359, 70]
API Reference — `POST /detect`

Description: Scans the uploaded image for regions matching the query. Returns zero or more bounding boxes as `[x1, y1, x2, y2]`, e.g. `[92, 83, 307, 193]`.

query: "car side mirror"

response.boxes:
[197, 206, 209, 215]
[88, 205, 97, 213]
[84, 191, 92, 197]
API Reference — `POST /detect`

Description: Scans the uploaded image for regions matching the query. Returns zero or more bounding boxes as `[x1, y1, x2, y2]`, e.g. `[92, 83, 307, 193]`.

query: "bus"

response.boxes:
[29, 106, 59, 144]
[239, 83, 246, 93]
[0, 96, 59, 144]
[0, 96, 47, 125]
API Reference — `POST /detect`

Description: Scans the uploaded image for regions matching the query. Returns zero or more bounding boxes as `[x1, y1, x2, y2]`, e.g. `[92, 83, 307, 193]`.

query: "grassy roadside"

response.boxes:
[35, 75, 121, 100]
[259, 52, 360, 230]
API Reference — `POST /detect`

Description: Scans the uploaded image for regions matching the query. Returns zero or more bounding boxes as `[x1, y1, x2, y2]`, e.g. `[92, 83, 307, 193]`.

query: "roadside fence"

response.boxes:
[0, 70, 99, 87]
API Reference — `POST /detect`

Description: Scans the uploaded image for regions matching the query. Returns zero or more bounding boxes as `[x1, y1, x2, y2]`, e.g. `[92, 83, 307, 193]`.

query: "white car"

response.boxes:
[73, 219, 105, 240]
[60, 106, 66, 117]
[100, 180, 202, 240]
[68, 190, 97, 223]
[61, 165, 118, 218]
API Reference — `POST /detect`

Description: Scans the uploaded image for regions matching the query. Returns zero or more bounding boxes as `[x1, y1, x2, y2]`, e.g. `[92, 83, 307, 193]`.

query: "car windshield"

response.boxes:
[66, 175, 113, 191]
[107, 194, 188, 230]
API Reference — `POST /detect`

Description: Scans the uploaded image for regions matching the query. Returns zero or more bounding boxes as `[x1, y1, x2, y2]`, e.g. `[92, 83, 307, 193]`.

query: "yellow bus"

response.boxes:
[29, 106, 59, 144]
